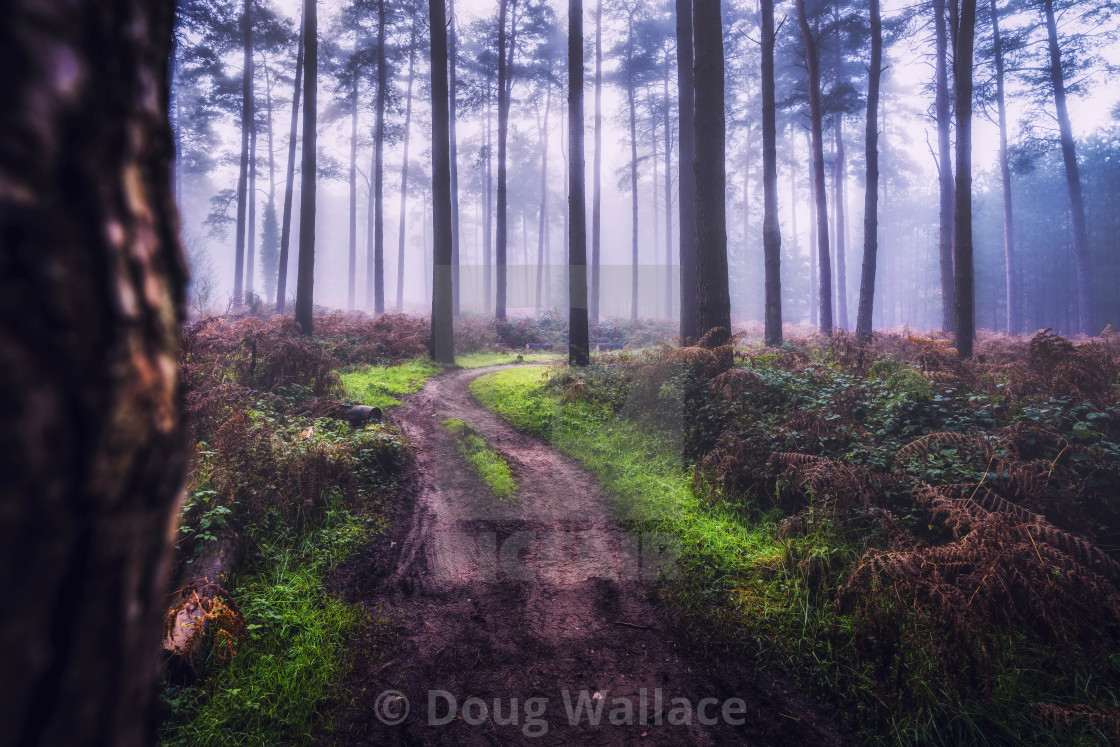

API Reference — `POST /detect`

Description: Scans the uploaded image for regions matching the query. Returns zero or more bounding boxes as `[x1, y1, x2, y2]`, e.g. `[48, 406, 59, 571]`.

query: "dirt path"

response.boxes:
[332, 365, 844, 745]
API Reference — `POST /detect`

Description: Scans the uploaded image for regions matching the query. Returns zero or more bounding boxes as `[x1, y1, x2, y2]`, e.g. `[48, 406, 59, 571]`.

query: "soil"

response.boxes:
[330, 365, 845, 745]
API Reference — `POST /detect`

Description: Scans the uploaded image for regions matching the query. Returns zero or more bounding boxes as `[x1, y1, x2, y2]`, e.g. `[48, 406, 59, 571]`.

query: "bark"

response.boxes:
[247, 104, 257, 295]
[855, 0, 882, 341]
[496, 0, 511, 319]
[348, 31, 359, 310]
[627, 9, 640, 321]
[954, 0, 977, 358]
[277, 16, 303, 313]
[234, 0, 253, 308]
[1042, 0, 1093, 335]
[373, 0, 387, 313]
[295, 0, 317, 335]
[788, 122, 802, 324]
[796, 0, 834, 335]
[832, 112, 847, 330]
[761, 0, 783, 346]
[536, 82, 552, 310]
[692, 0, 731, 347]
[0, 2, 187, 742]
[570, 0, 591, 366]
[934, 0, 956, 332]
[676, 0, 698, 341]
[485, 78, 494, 313]
[430, 0, 455, 363]
[805, 128, 817, 327]
[989, 0, 1018, 334]
[449, 0, 462, 317]
[591, 0, 603, 323]
[396, 30, 418, 312]
[263, 58, 278, 303]
[663, 54, 674, 320]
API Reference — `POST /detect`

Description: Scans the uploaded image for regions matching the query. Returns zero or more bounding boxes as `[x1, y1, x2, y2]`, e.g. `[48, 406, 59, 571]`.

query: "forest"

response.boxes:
[3, 0, 1120, 745]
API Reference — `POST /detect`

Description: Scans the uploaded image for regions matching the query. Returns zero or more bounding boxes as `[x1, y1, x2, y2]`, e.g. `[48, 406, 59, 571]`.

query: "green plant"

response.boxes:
[442, 418, 517, 501]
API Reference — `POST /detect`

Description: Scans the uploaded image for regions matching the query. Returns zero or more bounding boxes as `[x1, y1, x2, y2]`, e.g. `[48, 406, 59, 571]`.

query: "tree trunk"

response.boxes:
[485, 78, 494, 313]
[536, 82, 552, 310]
[430, 0, 455, 362]
[373, 0, 387, 313]
[570, 0, 591, 366]
[348, 32, 359, 310]
[855, 0, 882, 341]
[796, 0, 833, 335]
[761, 0, 783, 346]
[692, 0, 731, 347]
[787, 122, 801, 323]
[832, 112, 847, 330]
[496, 0, 511, 319]
[676, 0, 699, 341]
[663, 53, 674, 321]
[804, 128, 817, 327]
[934, 0, 956, 333]
[234, 0, 253, 308]
[295, 0, 317, 335]
[263, 58, 278, 303]
[626, 11, 640, 321]
[278, 16, 303, 313]
[397, 30, 418, 312]
[1042, 0, 1093, 335]
[591, 0, 603, 323]
[990, 0, 1017, 334]
[449, 0, 462, 317]
[1, 2, 187, 741]
[247, 104, 258, 296]
[953, 0, 977, 358]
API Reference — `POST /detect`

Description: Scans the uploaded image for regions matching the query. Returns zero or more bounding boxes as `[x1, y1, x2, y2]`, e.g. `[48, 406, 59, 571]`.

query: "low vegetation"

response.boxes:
[472, 329, 1120, 744]
[442, 418, 517, 501]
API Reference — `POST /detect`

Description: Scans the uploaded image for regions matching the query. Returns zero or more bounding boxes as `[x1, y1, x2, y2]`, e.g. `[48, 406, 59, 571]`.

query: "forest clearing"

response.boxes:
[5, 0, 1120, 744]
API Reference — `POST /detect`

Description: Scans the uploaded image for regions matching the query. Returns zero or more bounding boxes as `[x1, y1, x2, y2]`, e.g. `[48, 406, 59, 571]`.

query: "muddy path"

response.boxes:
[331, 365, 844, 745]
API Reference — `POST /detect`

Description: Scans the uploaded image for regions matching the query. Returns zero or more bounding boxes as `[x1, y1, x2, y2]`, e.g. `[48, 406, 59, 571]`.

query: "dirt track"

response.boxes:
[331, 365, 844, 745]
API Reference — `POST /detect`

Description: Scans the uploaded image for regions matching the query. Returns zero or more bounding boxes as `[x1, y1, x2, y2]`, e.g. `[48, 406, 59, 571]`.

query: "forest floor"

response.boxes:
[329, 364, 844, 745]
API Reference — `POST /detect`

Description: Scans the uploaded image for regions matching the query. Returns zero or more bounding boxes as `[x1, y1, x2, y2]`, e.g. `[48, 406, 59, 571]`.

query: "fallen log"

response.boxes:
[334, 404, 383, 427]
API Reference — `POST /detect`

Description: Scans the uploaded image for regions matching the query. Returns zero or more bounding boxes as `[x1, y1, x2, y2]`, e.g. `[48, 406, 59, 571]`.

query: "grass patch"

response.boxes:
[456, 351, 557, 369]
[442, 418, 517, 501]
[340, 358, 444, 411]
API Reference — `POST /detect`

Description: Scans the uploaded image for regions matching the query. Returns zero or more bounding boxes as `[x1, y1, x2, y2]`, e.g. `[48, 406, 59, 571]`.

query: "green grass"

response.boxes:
[442, 418, 517, 501]
[456, 351, 557, 369]
[340, 358, 444, 410]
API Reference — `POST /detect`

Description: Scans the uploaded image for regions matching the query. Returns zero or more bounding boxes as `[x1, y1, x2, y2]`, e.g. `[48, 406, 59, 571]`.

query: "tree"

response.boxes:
[692, 0, 731, 346]
[372, 0, 388, 313]
[954, 0, 978, 358]
[496, 0, 512, 319]
[855, 0, 883, 341]
[570, 0, 591, 366]
[760, 0, 783, 346]
[450, 0, 462, 317]
[591, 0, 604, 323]
[234, 0, 254, 308]
[1, 2, 187, 741]
[277, 15, 303, 312]
[430, 0, 455, 363]
[934, 0, 956, 333]
[796, 0, 834, 335]
[676, 0, 698, 341]
[295, 0, 317, 335]
[396, 22, 419, 311]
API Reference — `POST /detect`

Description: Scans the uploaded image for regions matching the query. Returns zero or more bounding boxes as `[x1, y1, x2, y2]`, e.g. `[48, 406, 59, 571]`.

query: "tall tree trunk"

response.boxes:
[373, 0, 387, 313]
[761, 0, 783, 346]
[536, 82, 552, 309]
[953, 0, 977, 358]
[234, 0, 253, 308]
[692, 0, 731, 347]
[832, 113, 847, 330]
[278, 16, 303, 313]
[1042, 0, 1093, 335]
[796, 0, 833, 335]
[787, 122, 801, 323]
[663, 53, 674, 320]
[804, 128, 817, 327]
[626, 10, 640, 321]
[430, 0, 455, 362]
[591, 0, 603, 323]
[1, 2, 187, 741]
[247, 105, 257, 295]
[570, 0, 591, 366]
[263, 58, 278, 303]
[855, 0, 882, 341]
[396, 30, 418, 311]
[934, 0, 956, 333]
[485, 79, 494, 313]
[348, 31, 359, 310]
[990, 0, 1018, 334]
[676, 0, 698, 341]
[496, 0, 511, 319]
[449, 0, 462, 317]
[295, 0, 317, 335]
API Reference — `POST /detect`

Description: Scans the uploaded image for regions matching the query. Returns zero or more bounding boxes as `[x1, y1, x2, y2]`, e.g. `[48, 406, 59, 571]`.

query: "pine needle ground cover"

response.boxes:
[471, 331, 1120, 745]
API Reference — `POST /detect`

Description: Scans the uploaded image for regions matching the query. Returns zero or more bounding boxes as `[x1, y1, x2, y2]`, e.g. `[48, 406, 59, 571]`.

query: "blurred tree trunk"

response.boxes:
[348, 30, 359, 310]
[0, 1, 188, 743]
[796, 0, 833, 336]
[1042, 0, 1093, 335]
[536, 82, 552, 310]
[855, 0, 882, 341]
[449, 0, 462, 317]
[953, 0, 977, 358]
[990, 0, 1018, 334]
[234, 0, 253, 308]
[485, 77, 494, 313]
[278, 16, 303, 313]
[832, 28, 848, 331]
[396, 29, 418, 312]
[496, 0, 511, 319]
[761, 0, 783, 346]
[676, 0, 698, 341]
[373, 0, 387, 313]
[626, 8, 640, 321]
[569, 0, 591, 366]
[248, 102, 257, 296]
[934, 0, 956, 333]
[295, 0, 317, 334]
[804, 128, 817, 328]
[663, 54, 674, 320]
[430, 0, 455, 363]
[592, 0, 604, 323]
[692, 0, 731, 347]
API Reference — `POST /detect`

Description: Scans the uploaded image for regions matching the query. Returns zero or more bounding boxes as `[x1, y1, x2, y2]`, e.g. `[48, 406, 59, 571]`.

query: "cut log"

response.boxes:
[335, 404, 383, 427]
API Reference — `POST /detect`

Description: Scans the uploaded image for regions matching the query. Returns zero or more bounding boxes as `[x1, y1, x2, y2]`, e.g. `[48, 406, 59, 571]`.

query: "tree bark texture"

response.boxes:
[761, 0, 783, 346]
[278, 16, 303, 313]
[676, 0, 699, 342]
[430, 0, 455, 363]
[953, 0, 977, 358]
[855, 0, 882, 341]
[295, 0, 317, 334]
[569, 0, 591, 366]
